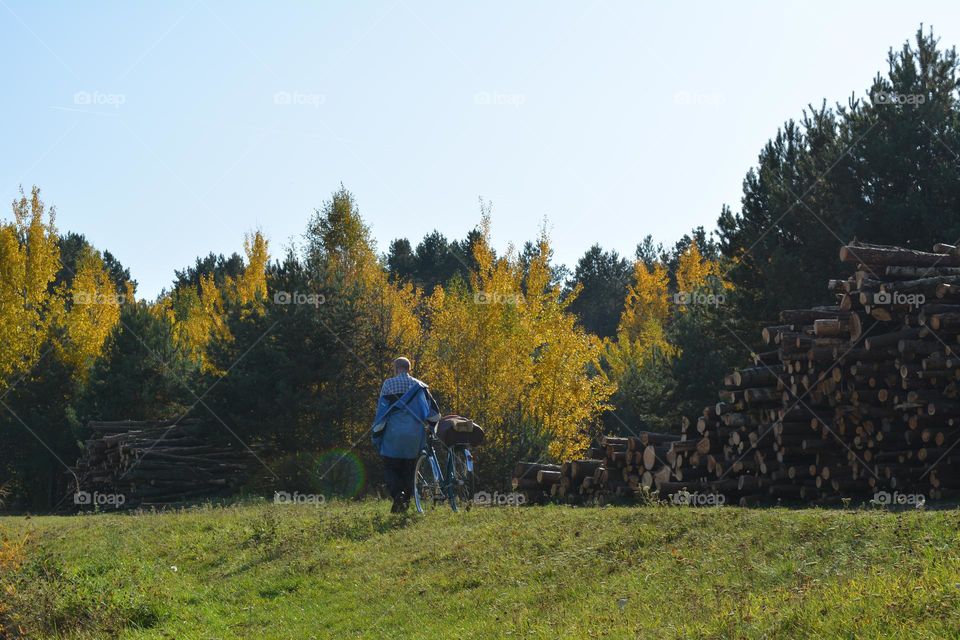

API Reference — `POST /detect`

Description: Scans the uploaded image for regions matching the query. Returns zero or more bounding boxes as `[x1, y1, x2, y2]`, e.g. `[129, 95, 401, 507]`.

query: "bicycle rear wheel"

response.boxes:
[413, 453, 442, 514]
[447, 447, 476, 512]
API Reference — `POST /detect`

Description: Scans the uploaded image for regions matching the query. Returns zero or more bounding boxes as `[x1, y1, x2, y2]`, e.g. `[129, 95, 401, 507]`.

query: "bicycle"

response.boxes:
[413, 423, 476, 513]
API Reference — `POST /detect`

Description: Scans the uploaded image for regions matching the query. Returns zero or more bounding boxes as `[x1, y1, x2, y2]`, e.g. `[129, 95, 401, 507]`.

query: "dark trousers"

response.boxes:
[382, 456, 417, 500]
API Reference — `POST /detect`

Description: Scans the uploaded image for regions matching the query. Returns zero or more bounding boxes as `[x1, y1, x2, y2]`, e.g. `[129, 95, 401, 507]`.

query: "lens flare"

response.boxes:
[314, 449, 366, 498]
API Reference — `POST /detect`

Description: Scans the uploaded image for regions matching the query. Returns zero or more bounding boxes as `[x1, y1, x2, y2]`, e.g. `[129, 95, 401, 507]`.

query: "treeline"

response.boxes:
[0, 186, 730, 509]
[1, 27, 958, 509]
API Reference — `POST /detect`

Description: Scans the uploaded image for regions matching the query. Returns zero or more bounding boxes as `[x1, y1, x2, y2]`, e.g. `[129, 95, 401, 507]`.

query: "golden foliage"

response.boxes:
[310, 191, 424, 383]
[606, 239, 732, 417]
[617, 260, 675, 361]
[55, 246, 122, 375]
[164, 230, 271, 374]
[613, 241, 729, 366]
[0, 187, 61, 385]
[422, 239, 526, 435]
[619, 260, 670, 339]
[360, 274, 424, 376]
[166, 273, 231, 374]
[0, 187, 132, 386]
[348, 226, 423, 371]
[675, 239, 729, 308]
[423, 219, 614, 459]
[234, 230, 269, 307]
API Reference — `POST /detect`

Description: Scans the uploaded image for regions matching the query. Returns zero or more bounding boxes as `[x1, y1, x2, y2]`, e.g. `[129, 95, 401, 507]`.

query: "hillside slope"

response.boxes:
[2, 502, 960, 639]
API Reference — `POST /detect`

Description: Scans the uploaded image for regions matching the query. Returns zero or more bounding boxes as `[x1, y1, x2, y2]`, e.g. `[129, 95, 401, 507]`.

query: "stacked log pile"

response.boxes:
[510, 433, 682, 504]
[513, 241, 960, 506]
[68, 420, 259, 509]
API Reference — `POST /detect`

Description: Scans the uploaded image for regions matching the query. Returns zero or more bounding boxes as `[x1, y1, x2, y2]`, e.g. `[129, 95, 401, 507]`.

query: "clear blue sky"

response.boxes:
[2, 1, 958, 298]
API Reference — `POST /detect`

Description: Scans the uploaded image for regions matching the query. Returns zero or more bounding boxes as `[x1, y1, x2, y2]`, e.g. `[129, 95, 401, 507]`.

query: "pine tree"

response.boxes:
[718, 27, 960, 335]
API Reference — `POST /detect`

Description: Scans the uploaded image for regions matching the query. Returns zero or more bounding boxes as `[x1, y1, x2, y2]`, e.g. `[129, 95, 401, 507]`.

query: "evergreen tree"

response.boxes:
[564, 245, 631, 339]
[173, 252, 245, 293]
[79, 301, 198, 422]
[385, 238, 416, 281]
[718, 27, 960, 338]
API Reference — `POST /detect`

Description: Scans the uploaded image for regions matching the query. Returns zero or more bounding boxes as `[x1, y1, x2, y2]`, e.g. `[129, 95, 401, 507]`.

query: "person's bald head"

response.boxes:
[393, 357, 411, 375]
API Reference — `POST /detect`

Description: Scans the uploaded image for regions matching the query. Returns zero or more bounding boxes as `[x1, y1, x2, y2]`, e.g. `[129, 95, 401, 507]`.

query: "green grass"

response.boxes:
[2, 500, 960, 639]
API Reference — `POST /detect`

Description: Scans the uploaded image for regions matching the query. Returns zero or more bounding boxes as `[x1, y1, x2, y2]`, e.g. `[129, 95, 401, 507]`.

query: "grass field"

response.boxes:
[2, 500, 960, 639]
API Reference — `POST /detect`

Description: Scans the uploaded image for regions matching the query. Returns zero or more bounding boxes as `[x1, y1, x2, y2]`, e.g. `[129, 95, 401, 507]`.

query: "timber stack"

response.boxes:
[512, 241, 960, 506]
[68, 420, 259, 509]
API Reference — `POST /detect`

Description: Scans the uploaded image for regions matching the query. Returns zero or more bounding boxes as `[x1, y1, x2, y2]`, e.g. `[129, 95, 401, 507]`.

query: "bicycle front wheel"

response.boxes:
[413, 453, 441, 514]
[448, 447, 476, 512]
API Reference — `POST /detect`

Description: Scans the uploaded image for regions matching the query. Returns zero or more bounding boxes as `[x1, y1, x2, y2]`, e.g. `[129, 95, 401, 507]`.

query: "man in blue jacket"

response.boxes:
[372, 357, 440, 512]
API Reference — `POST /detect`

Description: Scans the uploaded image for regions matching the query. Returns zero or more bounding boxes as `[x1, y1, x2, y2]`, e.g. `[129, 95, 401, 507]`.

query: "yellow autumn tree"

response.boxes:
[56, 246, 122, 374]
[362, 275, 424, 376]
[234, 230, 270, 307]
[610, 241, 729, 367]
[674, 239, 728, 311]
[0, 187, 61, 386]
[604, 255, 676, 427]
[615, 258, 675, 361]
[164, 273, 230, 374]
[604, 238, 735, 432]
[423, 217, 613, 460]
[195, 229, 270, 373]
[164, 231, 270, 374]
[422, 218, 527, 431]
[308, 187, 424, 379]
[520, 235, 615, 459]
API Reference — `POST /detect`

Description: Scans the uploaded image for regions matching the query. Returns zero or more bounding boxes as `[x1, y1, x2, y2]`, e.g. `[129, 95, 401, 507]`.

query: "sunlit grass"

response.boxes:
[2, 500, 960, 638]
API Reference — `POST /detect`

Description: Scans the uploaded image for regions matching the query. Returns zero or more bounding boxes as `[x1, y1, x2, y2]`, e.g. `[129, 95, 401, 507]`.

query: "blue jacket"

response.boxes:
[371, 380, 439, 459]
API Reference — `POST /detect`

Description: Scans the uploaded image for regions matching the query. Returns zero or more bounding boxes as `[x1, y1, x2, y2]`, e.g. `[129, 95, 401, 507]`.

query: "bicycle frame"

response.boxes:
[461, 447, 474, 474]
[421, 429, 474, 508]
[427, 441, 444, 485]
